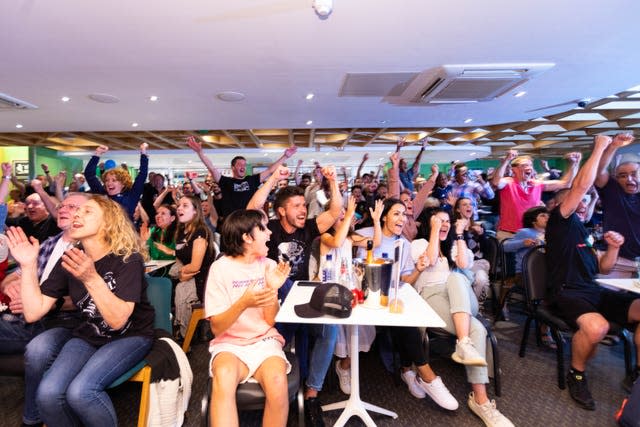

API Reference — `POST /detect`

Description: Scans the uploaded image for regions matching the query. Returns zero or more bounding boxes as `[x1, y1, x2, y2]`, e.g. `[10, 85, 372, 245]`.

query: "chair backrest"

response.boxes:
[499, 238, 517, 279]
[521, 245, 547, 303]
[145, 275, 173, 333]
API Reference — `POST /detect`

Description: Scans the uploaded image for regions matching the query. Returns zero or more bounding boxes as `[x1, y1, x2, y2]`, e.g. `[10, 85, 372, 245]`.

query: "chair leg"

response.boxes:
[551, 328, 566, 390]
[519, 316, 533, 357]
[621, 328, 634, 377]
[137, 367, 152, 427]
[486, 328, 501, 397]
[182, 307, 205, 353]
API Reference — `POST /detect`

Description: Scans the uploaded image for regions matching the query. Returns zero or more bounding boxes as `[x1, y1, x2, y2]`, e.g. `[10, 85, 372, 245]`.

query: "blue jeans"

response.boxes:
[0, 314, 44, 354]
[23, 327, 73, 424]
[36, 334, 153, 427]
[277, 323, 338, 392]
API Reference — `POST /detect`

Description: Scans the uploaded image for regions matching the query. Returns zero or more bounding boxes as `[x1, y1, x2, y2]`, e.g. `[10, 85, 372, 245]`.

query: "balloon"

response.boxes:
[104, 159, 117, 170]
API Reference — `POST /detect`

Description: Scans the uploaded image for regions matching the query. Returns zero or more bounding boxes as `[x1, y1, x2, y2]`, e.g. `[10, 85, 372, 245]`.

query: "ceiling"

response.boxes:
[1, 1, 640, 169]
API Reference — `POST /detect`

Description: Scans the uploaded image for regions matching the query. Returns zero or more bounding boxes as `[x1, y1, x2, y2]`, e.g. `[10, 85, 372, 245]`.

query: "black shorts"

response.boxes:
[551, 286, 638, 330]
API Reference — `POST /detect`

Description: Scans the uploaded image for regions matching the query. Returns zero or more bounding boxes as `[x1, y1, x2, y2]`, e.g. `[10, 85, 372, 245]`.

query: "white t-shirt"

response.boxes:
[205, 255, 284, 347]
[40, 238, 74, 284]
[410, 238, 474, 294]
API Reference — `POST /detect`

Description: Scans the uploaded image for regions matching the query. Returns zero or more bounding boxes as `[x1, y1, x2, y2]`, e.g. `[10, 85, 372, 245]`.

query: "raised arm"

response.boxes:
[388, 152, 400, 198]
[259, 146, 297, 182]
[29, 179, 59, 220]
[247, 166, 289, 210]
[84, 145, 109, 194]
[0, 163, 12, 204]
[315, 166, 342, 234]
[491, 150, 517, 188]
[410, 138, 428, 175]
[40, 164, 54, 187]
[54, 171, 67, 202]
[542, 152, 580, 192]
[187, 136, 221, 183]
[293, 159, 303, 186]
[559, 135, 612, 218]
[320, 196, 356, 252]
[595, 132, 634, 188]
[412, 164, 439, 218]
[355, 153, 368, 179]
[129, 143, 149, 198]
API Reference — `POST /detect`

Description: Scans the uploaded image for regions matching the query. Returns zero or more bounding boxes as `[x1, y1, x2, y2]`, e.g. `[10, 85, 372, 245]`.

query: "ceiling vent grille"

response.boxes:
[388, 63, 554, 105]
[0, 92, 38, 110]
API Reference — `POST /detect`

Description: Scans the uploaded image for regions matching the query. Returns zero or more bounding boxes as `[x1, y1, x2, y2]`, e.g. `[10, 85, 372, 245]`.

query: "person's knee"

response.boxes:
[579, 318, 609, 343]
[36, 377, 64, 409]
[211, 364, 240, 395]
[66, 379, 91, 411]
[264, 371, 289, 401]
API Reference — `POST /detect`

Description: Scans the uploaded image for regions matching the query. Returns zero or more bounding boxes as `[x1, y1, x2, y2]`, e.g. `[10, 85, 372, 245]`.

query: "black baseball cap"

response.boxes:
[294, 282, 353, 319]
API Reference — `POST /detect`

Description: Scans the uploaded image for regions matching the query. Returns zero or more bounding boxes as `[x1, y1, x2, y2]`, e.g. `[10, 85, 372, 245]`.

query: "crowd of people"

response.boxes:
[0, 132, 638, 427]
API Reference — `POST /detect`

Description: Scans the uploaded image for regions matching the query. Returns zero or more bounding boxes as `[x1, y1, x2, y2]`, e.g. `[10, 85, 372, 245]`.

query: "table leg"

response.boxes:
[322, 325, 398, 426]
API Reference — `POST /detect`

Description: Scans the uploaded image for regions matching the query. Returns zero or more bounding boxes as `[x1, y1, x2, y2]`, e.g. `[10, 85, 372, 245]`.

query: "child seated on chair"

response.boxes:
[205, 209, 292, 427]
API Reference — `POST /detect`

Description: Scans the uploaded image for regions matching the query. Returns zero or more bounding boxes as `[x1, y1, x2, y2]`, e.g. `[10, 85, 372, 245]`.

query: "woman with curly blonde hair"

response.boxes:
[6, 194, 155, 427]
[84, 143, 149, 220]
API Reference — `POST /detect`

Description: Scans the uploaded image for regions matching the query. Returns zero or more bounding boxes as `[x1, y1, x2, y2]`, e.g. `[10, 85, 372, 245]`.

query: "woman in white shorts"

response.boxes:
[204, 209, 292, 427]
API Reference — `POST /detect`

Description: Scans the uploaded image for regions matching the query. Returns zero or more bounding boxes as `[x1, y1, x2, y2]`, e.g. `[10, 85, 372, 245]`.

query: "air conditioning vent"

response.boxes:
[386, 63, 554, 105]
[0, 92, 38, 110]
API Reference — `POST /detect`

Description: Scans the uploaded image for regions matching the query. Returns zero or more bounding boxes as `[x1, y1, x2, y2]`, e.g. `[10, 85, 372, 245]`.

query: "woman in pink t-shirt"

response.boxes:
[204, 209, 291, 427]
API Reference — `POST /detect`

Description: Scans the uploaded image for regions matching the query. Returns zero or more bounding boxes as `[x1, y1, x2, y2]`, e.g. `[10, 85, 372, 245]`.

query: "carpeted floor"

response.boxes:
[1, 306, 631, 427]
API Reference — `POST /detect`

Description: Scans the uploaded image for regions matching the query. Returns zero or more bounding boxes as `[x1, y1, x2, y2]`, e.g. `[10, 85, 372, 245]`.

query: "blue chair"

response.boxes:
[107, 275, 173, 427]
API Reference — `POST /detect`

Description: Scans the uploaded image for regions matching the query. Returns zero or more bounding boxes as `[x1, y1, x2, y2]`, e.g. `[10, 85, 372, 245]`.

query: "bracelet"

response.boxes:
[3, 175, 11, 180]
[455, 234, 465, 240]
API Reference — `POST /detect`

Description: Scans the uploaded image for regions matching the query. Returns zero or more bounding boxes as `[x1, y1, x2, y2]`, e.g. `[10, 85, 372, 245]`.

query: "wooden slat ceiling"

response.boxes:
[2, 89, 639, 159]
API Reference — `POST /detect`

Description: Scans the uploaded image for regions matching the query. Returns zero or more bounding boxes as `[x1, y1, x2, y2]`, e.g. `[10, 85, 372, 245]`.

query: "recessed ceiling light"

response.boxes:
[149, 95, 159, 102]
[514, 91, 527, 98]
[464, 118, 473, 124]
[386, 151, 392, 155]
[381, 120, 388, 124]
[188, 160, 192, 164]
[325, 152, 329, 156]
[470, 152, 477, 156]
[15, 124, 23, 129]
[306, 120, 313, 125]
[306, 93, 315, 100]
[379, 158, 384, 161]
[131, 122, 139, 128]
[263, 153, 268, 157]
[61, 96, 70, 102]
[216, 91, 246, 102]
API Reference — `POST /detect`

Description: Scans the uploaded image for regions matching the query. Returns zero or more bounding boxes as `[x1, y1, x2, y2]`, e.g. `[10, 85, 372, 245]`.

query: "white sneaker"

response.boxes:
[400, 369, 425, 399]
[417, 376, 459, 410]
[452, 336, 487, 366]
[335, 360, 351, 394]
[468, 392, 514, 427]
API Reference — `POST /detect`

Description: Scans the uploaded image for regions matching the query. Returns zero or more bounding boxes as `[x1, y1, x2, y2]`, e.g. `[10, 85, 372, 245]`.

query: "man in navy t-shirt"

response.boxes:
[594, 132, 640, 277]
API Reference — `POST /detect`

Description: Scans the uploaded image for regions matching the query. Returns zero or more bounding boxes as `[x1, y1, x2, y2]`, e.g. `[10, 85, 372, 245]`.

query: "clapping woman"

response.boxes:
[7, 195, 155, 427]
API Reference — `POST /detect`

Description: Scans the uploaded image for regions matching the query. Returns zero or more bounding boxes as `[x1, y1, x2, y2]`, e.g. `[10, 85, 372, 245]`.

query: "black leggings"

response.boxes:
[389, 326, 428, 368]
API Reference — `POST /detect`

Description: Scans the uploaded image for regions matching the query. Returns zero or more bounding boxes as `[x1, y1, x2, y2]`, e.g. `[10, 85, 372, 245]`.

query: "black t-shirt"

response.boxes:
[10, 215, 61, 243]
[546, 206, 599, 296]
[175, 228, 214, 292]
[598, 177, 640, 260]
[217, 174, 261, 217]
[41, 252, 155, 346]
[267, 218, 320, 282]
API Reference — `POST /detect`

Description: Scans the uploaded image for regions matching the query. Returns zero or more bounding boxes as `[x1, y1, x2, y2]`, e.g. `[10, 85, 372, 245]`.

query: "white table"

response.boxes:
[597, 278, 640, 294]
[144, 259, 175, 274]
[276, 282, 445, 427]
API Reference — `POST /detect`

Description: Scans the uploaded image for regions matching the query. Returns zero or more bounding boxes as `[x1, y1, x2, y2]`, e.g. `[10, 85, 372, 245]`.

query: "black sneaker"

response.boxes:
[304, 397, 325, 427]
[622, 370, 639, 393]
[566, 371, 595, 410]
